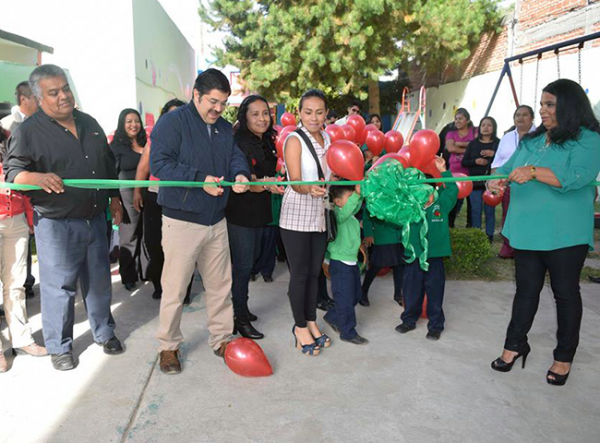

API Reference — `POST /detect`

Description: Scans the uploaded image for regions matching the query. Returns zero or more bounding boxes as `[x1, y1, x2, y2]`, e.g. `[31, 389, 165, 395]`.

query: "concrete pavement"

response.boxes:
[1, 263, 600, 443]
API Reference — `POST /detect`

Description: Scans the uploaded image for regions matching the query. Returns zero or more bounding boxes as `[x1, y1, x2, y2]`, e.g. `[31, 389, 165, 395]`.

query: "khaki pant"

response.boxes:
[156, 217, 234, 351]
[0, 214, 34, 348]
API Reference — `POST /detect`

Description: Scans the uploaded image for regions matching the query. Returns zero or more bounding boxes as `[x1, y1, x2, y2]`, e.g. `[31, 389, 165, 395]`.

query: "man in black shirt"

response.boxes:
[5, 64, 125, 371]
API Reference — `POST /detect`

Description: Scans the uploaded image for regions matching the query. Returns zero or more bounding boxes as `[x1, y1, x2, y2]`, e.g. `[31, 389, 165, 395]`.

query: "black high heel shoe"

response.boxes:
[233, 319, 264, 340]
[491, 344, 531, 372]
[547, 363, 571, 386]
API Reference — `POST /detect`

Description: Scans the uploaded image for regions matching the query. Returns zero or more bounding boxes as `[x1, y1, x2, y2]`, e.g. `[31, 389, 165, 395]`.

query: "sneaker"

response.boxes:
[426, 330, 442, 341]
[395, 323, 416, 334]
[341, 334, 369, 345]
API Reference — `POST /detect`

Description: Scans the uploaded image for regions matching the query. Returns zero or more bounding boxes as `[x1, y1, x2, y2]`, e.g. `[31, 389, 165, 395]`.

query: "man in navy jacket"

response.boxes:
[150, 69, 250, 374]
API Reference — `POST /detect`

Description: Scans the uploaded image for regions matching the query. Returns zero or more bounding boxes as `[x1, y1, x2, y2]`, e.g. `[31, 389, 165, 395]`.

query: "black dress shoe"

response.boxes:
[316, 301, 329, 311]
[395, 323, 416, 334]
[426, 330, 441, 340]
[51, 352, 75, 371]
[234, 320, 264, 339]
[183, 294, 191, 306]
[249, 274, 257, 282]
[394, 294, 404, 306]
[323, 316, 340, 334]
[589, 276, 600, 284]
[247, 311, 258, 322]
[341, 334, 369, 345]
[25, 287, 35, 299]
[263, 275, 274, 283]
[97, 337, 124, 355]
[152, 289, 162, 300]
[124, 282, 137, 291]
[358, 298, 370, 307]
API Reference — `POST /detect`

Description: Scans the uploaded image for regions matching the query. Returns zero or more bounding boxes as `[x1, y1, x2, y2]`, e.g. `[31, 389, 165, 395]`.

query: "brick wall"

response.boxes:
[414, 0, 600, 87]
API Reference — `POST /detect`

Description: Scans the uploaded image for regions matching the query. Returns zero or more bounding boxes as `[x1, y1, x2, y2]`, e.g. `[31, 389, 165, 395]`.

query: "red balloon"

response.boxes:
[483, 190, 503, 207]
[398, 146, 413, 167]
[107, 131, 115, 144]
[280, 125, 297, 137]
[419, 157, 442, 179]
[280, 112, 296, 127]
[365, 130, 385, 156]
[274, 124, 283, 134]
[224, 338, 273, 377]
[276, 132, 293, 159]
[377, 267, 391, 276]
[408, 129, 440, 169]
[384, 130, 404, 153]
[325, 124, 344, 143]
[370, 153, 409, 170]
[347, 115, 365, 142]
[276, 157, 286, 174]
[339, 124, 356, 143]
[358, 124, 378, 145]
[454, 173, 474, 199]
[326, 140, 364, 181]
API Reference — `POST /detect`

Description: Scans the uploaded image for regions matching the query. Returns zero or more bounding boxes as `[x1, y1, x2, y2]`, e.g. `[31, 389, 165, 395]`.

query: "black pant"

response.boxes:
[281, 229, 327, 328]
[143, 192, 192, 296]
[252, 225, 278, 278]
[401, 258, 445, 331]
[228, 222, 263, 320]
[361, 264, 404, 300]
[448, 197, 472, 228]
[504, 244, 588, 363]
[24, 233, 35, 291]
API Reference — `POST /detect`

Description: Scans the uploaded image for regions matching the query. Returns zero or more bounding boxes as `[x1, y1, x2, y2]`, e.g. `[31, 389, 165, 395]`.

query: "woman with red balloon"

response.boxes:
[461, 116, 500, 242]
[225, 95, 283, 340]
[489, 79, 600, 386]
[280, 89, 331, 356]
[445, 108, 476, 228]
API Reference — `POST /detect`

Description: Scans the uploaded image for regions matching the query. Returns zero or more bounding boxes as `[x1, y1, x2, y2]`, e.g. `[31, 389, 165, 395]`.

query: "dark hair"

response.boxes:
[525, 79, 600, 144]
[299, 89, 328, 111]
[160, 98, 186, 117]
[327, 110, 338, 120]
[513, 104, 534, 120]
[15, 81, 32, 105]
[349, 100, 362, 111]
[478, 116, 498, 141]
[366, 113, 381, 125]
[455, 108, 474, 128]
[114, 108, 147, 147]
[235, 95, 276, 141]
[193, 68, 231, 96]
[329, 183, 355, 201]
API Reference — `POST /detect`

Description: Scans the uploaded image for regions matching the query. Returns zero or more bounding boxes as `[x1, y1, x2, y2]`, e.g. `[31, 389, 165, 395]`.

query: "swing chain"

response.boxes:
[555, 48, 560, 79]
[534, 54, 541, 113]
[519, 59, 524, 103]
[578, 42, 583, 84]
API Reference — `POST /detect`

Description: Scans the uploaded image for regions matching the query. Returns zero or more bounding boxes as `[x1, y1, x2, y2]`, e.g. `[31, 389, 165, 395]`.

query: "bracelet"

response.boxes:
[530, 165, 537, 180]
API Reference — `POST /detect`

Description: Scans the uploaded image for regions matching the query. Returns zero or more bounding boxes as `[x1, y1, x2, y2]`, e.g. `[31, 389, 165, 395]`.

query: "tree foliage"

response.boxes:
[200, 0, 502, 105]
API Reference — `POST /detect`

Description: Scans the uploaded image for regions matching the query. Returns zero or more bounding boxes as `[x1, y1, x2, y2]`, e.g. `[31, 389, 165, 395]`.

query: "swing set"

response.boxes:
[484, 31, 600, 117]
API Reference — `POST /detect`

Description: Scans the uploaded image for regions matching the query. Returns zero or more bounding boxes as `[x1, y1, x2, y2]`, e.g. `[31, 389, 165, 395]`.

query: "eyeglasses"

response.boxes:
[203, 95, 229, 108]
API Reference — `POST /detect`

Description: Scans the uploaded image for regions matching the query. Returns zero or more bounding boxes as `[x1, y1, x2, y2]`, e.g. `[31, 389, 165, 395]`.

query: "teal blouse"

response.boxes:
[497, 128, 600, 251]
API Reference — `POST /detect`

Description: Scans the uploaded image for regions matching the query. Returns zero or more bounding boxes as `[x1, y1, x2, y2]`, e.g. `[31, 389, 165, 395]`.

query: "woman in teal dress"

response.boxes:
[489, 79, 600, 386]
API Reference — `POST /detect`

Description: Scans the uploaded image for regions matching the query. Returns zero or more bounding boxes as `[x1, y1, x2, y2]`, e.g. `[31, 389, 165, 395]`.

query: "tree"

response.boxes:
[200, 0, 502, 107]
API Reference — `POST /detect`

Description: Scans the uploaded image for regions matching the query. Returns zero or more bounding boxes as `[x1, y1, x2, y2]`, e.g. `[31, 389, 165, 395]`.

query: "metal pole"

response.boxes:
[506, 63, 520, 107]
[484, 62, 508, 117]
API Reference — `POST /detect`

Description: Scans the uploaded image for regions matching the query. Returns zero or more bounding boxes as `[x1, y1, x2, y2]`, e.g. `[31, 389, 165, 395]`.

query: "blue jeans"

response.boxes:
[401, 258, 446, 332]
[34, 213, 116, 354]
[252, 225, 278, 278]
[227, 223, 263, 320]
[470, 189, 495, 236]
[324, 260, 362, 339]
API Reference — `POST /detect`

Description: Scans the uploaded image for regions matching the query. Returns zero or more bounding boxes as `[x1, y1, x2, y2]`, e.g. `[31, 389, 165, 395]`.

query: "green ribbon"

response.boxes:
[363, 162, 437, 271]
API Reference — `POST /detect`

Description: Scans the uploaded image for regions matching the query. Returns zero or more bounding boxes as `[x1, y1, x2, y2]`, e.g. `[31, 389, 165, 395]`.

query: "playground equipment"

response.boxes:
[392, 86, 426, 146]
[484, 31, 600, 117]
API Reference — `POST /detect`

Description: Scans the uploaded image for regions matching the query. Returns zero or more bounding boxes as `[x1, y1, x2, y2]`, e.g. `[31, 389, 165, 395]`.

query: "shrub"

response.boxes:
[445, 228, 493, 278]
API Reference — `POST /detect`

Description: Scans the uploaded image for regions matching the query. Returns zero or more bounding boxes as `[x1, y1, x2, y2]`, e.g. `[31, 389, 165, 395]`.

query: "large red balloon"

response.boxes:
[280, 125, 297, 138]
[274, 124, 283, 134]
[347, 115, 365, 142]
[398, 146, 413, 168]
[419, 157, 442, 179]
[339, 124, 356, 143]
[408, 129, 440, 169]
[107, 131, 115, 144]
[454, 173, 474, 199]
[358, 124, 378, 145]
[224, 338, 273, 377]
[384, 130, 404, 153]
[365, 130, 385, 156]
[326, 140, 364, 181]
[276, 132, 294, 159]
[483, 190, 503, 207]
[370, 153, 409, 171]
[280, 112, 296, 127]
[325, 124, 344, 143]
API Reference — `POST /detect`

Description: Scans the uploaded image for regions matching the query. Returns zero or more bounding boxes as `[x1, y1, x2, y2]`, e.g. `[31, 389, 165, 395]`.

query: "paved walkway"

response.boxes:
[2, 263, 600, 443]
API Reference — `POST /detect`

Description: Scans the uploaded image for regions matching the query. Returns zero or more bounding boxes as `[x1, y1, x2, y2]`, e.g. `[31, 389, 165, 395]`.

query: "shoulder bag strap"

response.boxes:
[294, 129, 325, 180]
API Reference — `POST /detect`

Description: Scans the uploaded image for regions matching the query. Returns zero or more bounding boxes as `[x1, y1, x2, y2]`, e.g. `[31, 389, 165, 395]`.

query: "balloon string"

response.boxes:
[1, 176, 598, 191]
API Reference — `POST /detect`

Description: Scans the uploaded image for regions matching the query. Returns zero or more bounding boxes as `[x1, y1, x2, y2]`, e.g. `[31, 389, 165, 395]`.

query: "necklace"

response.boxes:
[524, 136, 551, 166]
